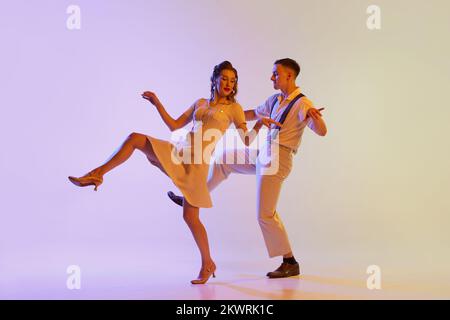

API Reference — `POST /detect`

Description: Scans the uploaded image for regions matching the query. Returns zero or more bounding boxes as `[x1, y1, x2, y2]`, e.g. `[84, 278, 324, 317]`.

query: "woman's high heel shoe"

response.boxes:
[191, 264, 216, 285]
[68, 171, 103, 191]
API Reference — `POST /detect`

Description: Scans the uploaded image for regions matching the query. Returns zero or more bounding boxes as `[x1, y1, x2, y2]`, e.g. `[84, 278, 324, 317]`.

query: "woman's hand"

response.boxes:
[239, 117, 282, 147]
[142, 91, 162, 107]
[258, 117, 283, 128]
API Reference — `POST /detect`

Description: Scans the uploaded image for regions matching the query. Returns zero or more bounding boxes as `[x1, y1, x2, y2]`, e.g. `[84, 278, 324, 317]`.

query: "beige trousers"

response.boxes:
[207, 144, 294, 258]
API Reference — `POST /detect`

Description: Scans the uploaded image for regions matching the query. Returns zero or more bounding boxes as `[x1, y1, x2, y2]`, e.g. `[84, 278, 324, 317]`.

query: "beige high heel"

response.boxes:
[191, 264, 216, 285]
[68, 171, 103, 191]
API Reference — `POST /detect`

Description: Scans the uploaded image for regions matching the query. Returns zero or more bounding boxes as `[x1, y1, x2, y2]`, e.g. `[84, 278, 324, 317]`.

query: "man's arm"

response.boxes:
[306, 108, 327, 136]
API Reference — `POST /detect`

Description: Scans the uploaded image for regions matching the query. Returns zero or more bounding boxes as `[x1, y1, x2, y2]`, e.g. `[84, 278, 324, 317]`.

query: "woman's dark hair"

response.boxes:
[274, 58, 301, 78]
[210, 61, 238, 102]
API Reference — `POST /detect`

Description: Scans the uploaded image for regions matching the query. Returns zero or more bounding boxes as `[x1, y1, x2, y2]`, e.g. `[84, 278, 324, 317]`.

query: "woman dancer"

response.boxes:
[68, 61, 281, 284]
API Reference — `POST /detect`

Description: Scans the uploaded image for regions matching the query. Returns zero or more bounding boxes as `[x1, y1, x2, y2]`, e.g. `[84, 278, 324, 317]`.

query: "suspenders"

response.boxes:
[269, 93, 305, 130]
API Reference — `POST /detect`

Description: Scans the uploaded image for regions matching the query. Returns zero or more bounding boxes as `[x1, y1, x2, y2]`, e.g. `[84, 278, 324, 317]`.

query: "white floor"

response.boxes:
[2, 253, 449, 300]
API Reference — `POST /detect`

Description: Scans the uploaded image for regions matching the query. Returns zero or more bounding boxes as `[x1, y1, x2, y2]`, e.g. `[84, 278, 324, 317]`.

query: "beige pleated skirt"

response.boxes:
[145, 135, 213, 208]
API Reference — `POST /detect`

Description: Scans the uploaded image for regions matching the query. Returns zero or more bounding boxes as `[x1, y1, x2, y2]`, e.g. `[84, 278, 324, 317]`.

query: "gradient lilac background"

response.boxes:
[1, 0, 450, 299]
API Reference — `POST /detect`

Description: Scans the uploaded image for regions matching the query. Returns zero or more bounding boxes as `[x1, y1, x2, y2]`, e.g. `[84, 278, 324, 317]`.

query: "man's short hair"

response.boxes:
[274, 58, 301, 78]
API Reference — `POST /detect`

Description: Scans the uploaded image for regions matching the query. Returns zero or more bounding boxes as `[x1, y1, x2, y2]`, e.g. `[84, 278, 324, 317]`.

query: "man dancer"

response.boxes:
[169, 58, 327, 278]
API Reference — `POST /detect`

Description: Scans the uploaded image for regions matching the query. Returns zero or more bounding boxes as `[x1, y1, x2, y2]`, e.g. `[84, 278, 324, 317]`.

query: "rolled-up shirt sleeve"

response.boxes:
[255, 94, 278, 118]
[297, 96, 315, 128]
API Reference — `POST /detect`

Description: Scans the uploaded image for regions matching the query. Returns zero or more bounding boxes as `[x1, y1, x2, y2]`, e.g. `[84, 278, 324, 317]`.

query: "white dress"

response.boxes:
[145, 98, 246, 208]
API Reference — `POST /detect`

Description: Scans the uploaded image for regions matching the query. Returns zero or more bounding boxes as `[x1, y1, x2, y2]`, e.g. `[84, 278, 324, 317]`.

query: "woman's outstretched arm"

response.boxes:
[142, 91, 195, 132]
[236, 121, 260, 147]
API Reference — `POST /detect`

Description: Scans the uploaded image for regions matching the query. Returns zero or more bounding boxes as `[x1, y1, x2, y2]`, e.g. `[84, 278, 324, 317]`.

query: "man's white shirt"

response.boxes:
[255, 87, 315, 154]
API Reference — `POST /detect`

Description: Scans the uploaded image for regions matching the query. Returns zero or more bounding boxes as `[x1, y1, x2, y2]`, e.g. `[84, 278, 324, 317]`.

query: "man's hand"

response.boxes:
[259, 117, 283, 128]
[306, 107, 325, 121]
[142, 91, 162, 107]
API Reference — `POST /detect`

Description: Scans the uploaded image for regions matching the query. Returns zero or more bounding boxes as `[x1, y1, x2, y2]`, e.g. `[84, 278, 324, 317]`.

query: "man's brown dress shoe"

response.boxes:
[266, 262, 300, 278]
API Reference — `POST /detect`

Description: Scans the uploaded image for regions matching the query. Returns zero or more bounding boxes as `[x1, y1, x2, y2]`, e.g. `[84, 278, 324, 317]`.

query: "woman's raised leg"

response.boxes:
[69, 132, 159, 190]
[91, 132, 157, 177]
